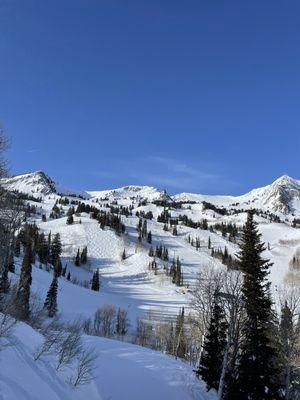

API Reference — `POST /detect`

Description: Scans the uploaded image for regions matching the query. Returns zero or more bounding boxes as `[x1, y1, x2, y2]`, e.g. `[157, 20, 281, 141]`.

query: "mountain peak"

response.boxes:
[272, 175, 299, 186]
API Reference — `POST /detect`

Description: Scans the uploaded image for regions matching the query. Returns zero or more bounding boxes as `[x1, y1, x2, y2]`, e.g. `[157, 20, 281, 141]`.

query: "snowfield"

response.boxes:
[1, 322, 216, 400]
[2, 171, 300, 399]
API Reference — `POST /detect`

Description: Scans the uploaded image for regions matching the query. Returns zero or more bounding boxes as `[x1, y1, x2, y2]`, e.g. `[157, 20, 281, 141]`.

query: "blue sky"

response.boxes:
[0, 1, 299, 194]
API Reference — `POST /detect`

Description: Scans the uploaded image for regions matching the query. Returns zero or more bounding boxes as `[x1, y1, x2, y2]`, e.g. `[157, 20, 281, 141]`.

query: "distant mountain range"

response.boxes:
[2, 171, 300, 217]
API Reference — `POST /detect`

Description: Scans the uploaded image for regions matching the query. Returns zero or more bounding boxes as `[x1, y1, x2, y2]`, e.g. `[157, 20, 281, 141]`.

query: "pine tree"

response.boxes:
[80, 246, 88, 264]
[147, 231, 152, 244]
[0, 264, 9, 295]
[36, 232, 49, 264]
[91, 269, 100, 291]
[196, 294, 228, 391]
[142, 219, 147, 238]
[50, 233, 62, 265]
[54, 257, 62, 277]
[14, 237, 21, 257]
[121, 249, 126, 260]
[174, 307, 186, 359]
[44, 274, 58, 317]
[75, 248, 80, 266]
[279, 301, 298, 400]
[66, 271, 71, 281]
[66, 214, 74, 225]
[148, 246, 154, 257]
[230, 211, 282, 400]
[15, 243, 32, 320]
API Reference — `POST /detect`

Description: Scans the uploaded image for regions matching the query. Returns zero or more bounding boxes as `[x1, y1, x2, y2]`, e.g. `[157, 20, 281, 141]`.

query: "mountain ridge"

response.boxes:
[2, 171, 300, 216]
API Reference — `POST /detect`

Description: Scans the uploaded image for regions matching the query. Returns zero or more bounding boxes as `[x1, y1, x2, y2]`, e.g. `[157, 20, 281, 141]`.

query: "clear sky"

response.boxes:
[0, 1, 299, 195]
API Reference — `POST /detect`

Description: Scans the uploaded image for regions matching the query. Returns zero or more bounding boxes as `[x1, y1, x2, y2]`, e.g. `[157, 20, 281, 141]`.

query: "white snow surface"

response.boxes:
[2, 171, 300, 399]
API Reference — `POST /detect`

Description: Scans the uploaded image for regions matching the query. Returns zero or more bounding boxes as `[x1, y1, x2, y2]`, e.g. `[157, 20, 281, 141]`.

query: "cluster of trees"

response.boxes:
[211, 222, 240, 241]
[82, 304, 130, 339]
[75, 246, 88, 266]
[169, 257, 183, 286]
[202, 201, 228, 216]
[135, 210, 153, 220]
[178, 214, 209, 230]
[137, 218, 152, 243]
[93, 211, 125, 235]
[148, 244, 168, 261]
[194, 212, 300, 400]
[157, 209, 171, 223]
[211, 246, 235, 269]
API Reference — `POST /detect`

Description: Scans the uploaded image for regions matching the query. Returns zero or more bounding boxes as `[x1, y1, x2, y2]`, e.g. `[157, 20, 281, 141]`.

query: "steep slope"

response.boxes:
[1, 171, 90, 199]
[174, 175, 300, 217]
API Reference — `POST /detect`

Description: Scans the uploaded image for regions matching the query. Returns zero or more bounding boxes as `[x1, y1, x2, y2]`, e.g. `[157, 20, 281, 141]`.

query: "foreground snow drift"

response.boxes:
[0, 322, 215, 400]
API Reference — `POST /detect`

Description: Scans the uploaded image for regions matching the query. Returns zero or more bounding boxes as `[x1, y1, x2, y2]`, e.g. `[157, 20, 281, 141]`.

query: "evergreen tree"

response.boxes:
[36, 233, 49, 264]
[15, 244, 32, 320]
[50, 233, 62, 265]
[196, 294, 228, 391]
[91, 269, 100, 291]
[0, 264, 9, 296]
[66, 214, 74, 225]
[54, 257, 62, 277]
[142, 219, 147, 238]
[174, 307, 187, 359]
[14, 237, 21, 257]
[80, 246, 88, 264]
[147, 231, 152, 244]
[279, 302, 298, 400]
[230, 211, 282, 400]
[121, 249, 126, 260]
[66, 271, 71, 281]
[75, 248, 80, 266]
[44, 274, 58, 317]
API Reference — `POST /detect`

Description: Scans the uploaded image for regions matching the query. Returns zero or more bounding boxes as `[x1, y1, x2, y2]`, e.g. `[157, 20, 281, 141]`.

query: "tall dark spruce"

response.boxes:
[197, 293, 228, 391]
[44, 274, 58, 317]
[229, 211, 282, 400]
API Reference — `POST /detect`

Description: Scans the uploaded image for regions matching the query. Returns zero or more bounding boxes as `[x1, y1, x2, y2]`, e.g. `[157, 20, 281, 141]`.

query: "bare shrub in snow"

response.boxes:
[34, 318, 65, 361]
[70, 347, 98, 387]
[115, 307, 130, 339]
[135, 318, 153, 347]
[56, 321, 82, 370]
[93, 305, 116, 337]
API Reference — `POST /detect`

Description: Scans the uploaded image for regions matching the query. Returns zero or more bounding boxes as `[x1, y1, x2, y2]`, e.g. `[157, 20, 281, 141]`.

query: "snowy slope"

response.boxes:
[1, 171, 90, 199]
[174, 175, 300, 217]
[88, 185, 170, 202]
[1, 322, 215, 400]
[2, 171, 300, 399]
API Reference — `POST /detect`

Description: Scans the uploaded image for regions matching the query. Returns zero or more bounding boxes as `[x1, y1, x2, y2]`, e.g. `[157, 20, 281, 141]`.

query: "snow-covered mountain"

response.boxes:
[1, 171, 90, 199]
[174, 175, 300, 217]
[88, 185, 171, 202]
[2, 170, 300, 400]
[4, 171, 300, 216]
